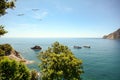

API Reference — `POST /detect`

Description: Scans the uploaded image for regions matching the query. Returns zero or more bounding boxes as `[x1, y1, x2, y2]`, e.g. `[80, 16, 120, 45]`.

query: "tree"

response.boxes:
[0, 0, 15, 35]
[0, 0, 15, 16]
[0, 57, 31, 80]
[0, 1, 33, 80]
[39, 42, 84, 80]
[0, 25, 8, 36]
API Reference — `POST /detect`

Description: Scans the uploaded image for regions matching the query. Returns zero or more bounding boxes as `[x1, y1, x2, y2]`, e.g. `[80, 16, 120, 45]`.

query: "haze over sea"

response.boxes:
[0, 38, 120, 80]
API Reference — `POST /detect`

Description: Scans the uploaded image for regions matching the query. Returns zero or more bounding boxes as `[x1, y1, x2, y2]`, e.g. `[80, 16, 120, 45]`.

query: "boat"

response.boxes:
[73, 46, 82, 49]
[31, 45, 42, 50]
[83, 45, 91, 48]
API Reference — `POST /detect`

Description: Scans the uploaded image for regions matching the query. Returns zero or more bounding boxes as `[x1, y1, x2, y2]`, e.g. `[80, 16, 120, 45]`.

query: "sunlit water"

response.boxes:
[0, 38, 120, 80]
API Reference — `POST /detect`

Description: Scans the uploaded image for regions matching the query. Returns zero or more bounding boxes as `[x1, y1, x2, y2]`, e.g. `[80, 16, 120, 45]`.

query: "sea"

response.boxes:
[0, 38, 120, 80]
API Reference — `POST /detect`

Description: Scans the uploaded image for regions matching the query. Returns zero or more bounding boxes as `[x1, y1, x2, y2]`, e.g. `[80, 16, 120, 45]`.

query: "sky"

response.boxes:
[0, 0, 120, 38]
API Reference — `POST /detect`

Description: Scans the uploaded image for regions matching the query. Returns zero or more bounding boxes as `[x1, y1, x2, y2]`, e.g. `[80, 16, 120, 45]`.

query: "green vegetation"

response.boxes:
[0, 0, 15, 16]
[0, 44, 12, 56]
[0, 49, 5, 56]
[0, 57, 31, 80]
[1, 1, 84, 79]
[39, 42, 84, 80]
[0, 25, 8, 36]
[0, 1, 40, 80]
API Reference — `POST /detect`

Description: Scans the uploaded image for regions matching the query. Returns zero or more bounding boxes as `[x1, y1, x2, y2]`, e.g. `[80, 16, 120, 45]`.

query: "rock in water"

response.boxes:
[103, 28, 120, 39]
[31, 45, 42, 50]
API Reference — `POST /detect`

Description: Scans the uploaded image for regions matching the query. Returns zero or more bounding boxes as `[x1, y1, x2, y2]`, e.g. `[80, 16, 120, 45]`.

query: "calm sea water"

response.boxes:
[0, 38, 120, 80]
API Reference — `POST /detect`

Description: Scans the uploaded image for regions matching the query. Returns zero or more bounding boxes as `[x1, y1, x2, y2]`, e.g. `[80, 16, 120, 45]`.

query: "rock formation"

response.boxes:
[103, 28, 120, 39]
[31, 45, 42, 50]
[0, 44, 34, 64]
[8, 49, 34, 64]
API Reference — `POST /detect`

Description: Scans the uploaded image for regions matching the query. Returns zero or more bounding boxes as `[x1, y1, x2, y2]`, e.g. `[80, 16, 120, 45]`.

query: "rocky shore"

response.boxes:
[8, 49, 34, 64]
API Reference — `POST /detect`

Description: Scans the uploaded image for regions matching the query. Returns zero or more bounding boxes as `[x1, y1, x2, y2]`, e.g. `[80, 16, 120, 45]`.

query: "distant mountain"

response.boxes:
[103, 28, 120, 39]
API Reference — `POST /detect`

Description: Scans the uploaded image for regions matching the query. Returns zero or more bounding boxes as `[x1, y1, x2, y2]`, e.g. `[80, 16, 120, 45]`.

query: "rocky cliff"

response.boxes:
[0, 44, 34, 64]
[103, 28, 120, 39]
[8, 49, 34, 64]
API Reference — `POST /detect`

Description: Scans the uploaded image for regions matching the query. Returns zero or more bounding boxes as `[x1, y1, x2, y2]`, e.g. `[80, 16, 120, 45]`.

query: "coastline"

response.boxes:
[8, 49, 34, 64]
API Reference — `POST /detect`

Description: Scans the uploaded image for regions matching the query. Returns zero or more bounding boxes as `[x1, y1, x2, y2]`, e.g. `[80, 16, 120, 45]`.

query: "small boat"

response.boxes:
[83, 45, 91, 48]
[74, 46, 82, 49]
[31, 45, 42, 50]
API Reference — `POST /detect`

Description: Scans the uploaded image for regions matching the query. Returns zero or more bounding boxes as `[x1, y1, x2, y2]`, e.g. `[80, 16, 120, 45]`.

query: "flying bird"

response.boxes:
[32, 9, 39, 11]
[17, 14, 24, 16]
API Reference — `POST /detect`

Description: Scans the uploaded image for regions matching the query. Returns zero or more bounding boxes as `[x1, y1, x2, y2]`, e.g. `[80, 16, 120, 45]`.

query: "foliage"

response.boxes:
[30, 70, 39, 80]
[0, 0, 15, 16]
[0, 57, 31, 80]
[0, 25, 8, 36]
[0, 1, 32, 80]
[0, 43, 12, 55]
[39, 42, 84, 80]
[0, 49, 5, 56]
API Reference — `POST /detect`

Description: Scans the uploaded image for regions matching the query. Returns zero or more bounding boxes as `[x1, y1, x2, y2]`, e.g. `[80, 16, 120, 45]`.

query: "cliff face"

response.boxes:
[103, 28, 120, 39]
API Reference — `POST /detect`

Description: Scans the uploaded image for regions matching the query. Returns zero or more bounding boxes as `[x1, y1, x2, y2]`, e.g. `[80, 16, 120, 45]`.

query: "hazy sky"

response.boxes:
[0, 0, 120, 38]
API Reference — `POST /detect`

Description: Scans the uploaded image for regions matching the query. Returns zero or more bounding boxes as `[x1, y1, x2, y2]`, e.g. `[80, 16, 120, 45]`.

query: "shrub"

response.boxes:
[0, 44, 12, 55]
[0, 57, 31, 80]
[0, 49, 5, 56]
[39, 42, 84, 80]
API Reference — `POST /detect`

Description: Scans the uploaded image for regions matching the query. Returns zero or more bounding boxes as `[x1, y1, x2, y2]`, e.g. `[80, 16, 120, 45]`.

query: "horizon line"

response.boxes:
[2, 36, 102, 38]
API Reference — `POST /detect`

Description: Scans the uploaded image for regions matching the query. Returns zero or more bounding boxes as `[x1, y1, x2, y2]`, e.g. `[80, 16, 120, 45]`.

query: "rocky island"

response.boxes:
[103, 28, 120, 39]
[31, 45, 42, 50]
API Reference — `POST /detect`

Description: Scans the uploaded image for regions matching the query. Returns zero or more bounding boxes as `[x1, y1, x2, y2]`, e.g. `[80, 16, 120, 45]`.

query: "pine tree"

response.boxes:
[39, 42, 84, 80]
[0, 0, 15, 16]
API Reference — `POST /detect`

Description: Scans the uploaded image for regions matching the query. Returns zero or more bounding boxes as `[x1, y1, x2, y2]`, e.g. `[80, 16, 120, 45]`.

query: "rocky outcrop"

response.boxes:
[10, 49, 22, 59]
[73, 46, 82, 49]
[8, 49, 34, 64]
[31, 45, 42, 50]
[0, 44, 34, 64]
[103, 28, 120, 39]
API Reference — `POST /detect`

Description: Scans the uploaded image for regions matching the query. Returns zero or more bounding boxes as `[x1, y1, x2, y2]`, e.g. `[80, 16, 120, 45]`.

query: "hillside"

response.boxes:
[103, 28, 120, 39]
